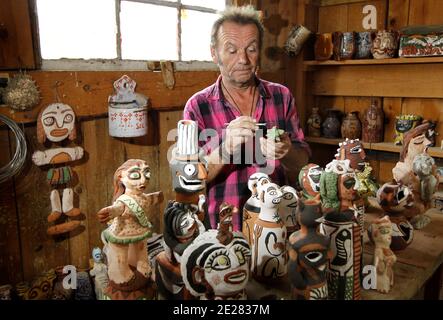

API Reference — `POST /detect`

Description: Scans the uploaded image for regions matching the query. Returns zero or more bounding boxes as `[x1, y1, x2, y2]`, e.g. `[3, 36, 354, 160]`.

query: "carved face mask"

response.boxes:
[171, 159, 207, 194]
[40, 103, 76, 142]
[336, 139, 366, 171]
[121, 162, 151, 194]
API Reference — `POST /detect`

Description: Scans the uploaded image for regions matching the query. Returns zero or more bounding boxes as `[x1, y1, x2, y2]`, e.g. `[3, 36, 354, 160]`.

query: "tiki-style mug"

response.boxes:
[371, 30, 399, 59]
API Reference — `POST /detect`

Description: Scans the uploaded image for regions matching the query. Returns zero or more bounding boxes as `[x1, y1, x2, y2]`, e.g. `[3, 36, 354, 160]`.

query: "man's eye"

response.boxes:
[248, 46, 257, 52]
[128, 172, 141, 179]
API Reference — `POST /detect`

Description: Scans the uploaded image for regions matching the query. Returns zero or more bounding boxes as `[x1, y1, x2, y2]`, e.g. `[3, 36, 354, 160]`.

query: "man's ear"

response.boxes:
[211, 46, 218, 65]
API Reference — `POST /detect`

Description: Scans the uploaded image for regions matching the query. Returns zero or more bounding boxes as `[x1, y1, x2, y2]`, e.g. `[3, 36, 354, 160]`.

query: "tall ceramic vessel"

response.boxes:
[341, 112, 362, 140]
[251, 183, 287, 281]
[322, 110, 341, 138]
[307, 107, 322, 137]
[362, 99, 384, 143]
[288, 199, 331, 300]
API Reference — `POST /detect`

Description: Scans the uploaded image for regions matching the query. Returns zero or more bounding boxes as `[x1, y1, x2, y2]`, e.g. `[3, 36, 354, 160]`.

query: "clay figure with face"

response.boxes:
[260, 183, 283, 211]
[338, 173, 359, 202]
[171, 159, 208, 194]
[279, 185, 299, 232]
[376, 182, 414, 214]
[336, 139, 367, 172]
[120, 161, 151, 196]
[38, 103, 76, 143]
[299, 164, 323, 198]
[92, 247, 103, 263]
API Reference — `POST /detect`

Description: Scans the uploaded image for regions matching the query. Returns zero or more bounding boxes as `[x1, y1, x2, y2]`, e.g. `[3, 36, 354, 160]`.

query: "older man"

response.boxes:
[183, 5, 310, 230]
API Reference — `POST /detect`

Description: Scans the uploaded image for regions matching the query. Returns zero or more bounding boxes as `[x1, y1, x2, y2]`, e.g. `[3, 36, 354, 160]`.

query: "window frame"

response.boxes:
[34, 0, 229, 71]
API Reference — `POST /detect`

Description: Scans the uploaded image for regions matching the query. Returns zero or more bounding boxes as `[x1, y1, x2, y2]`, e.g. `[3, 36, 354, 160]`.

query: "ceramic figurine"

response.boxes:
[0, 285, 13, 300]
[243, 172, 271, 244]
[375, 182, 415, 251]
[285, 24, 312, 57]
[156, 120, 210, 300]
[97, 159, 163, 300]
[298, 163, 323, 199]
[413, 153, 438, 203]
[362, 99, 384, 143]
[74, 271, 94, 300]
[393, 122, 437, 229]
[279, 185, 299, 237]
[370, 216, 396, 293]
[333, 31, 356, 61]
[355, 31, 373, 59]
[394, 114, 422, 145]
[181, 215, 251, 300]
[307, 107, 322, 137]
[288, 198, 331, 300]
[341, 112, 361, 140]
[320, 209, 361, 300]
[16, 269, 57, 300]
[315, 33, 334, 61]
[425, 120, 438, 147]
[89, 247, 109, 300]
[108, 75, 148, 137]
[32, 103, 84, 236]
[251, 182, 287, 281]
[371, 30, 399, 59]
[322, 109, 341, 138]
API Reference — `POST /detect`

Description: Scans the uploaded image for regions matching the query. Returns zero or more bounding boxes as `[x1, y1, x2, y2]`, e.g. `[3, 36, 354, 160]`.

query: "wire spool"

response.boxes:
[0, 114, 27, 184]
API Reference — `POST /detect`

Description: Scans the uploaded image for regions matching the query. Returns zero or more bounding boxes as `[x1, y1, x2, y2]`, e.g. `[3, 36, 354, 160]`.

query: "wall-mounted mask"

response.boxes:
[37, 103, 76, 143]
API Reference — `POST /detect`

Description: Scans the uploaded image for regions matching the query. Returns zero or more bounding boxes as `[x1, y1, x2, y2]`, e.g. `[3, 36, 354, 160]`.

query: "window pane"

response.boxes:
[36, 0, 117, 59]
[182, 0, 225, 11]
[181, 10, 219, 61]
[120, 2, 178, 60]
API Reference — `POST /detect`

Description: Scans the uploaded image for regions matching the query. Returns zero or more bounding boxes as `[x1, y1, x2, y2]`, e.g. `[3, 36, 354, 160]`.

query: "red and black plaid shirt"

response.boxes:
[183, 75, 310, 230]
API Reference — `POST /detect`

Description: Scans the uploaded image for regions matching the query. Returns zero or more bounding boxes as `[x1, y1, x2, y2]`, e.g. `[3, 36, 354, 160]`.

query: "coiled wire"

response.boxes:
[0, 114, 27, 184]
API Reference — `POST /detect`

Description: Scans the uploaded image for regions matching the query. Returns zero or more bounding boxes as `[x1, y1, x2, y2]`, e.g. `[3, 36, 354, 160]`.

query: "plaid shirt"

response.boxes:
[183, 75, 309, 231]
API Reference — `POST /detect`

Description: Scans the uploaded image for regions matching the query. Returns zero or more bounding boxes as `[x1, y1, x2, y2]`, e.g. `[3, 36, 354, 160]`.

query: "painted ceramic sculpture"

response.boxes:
[288, 198, 331, 300]
[181, 207, 251, 300]
[341, 112, 361, 140]
[371, 30, 399, 59]
[322, 109, 341, 138]
[279, 185, 299, 237]
[156, 120, 209, 300]
[314, 32, 334, 61]
[394, 114, 422, 145]
[97, 159, 163, 300]
[251, 182, 287, 281]
[320, 209, 361, 300]
[243, 172, 271, 244]
[370, 216, 396, 293]
[285, 24, 312, 57]
[355, 31, 373, 59]
[307, 107, 322, 137]
[413, 153, 438, 203]
[375, 182, 415, 251]
[333, 31, 356, 60]
[362, 99, 384, 143]
[89, 247, 109, 300]
[298, 163, 323, 199]
[393, 122, 437, 229]
[32, 103, 84, 236]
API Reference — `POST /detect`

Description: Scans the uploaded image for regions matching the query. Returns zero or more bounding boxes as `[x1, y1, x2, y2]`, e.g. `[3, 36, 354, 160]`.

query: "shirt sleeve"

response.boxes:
[285, 91, 312, 157]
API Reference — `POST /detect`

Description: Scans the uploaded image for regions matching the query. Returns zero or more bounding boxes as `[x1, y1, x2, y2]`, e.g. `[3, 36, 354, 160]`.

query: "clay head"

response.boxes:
[338, 172, 359, 202]
[37, 103, 77, 143]
[376, 182, 414, 214]
[92, 247, 103, 263]
[412, 153, 435, 178]
[248, 172, 271, 195]
[259, 183, 283, 210]
[370, 215, 392, 247]
[113, 159, 150, 202]
[299, 163, 323, 197]
[400, 122, 431, 162]
[297, 197, 322, 229]
[335, 138, 367, 171]
[279, 185, 299, 229]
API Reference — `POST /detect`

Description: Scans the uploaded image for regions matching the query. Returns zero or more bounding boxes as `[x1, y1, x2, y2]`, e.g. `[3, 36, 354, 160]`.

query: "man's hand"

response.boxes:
[259, 133, 291, 160]
[224, 116, 257, 155]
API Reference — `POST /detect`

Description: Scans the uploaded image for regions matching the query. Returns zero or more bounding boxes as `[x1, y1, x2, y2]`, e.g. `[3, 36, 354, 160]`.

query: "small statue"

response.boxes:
[181, 220, 251, 300]
[89, 247, 109, 300]
[97, 159, 163, 300]
[394, 114, 422, 145]
[278, 185, 299, 237]
[288, 198, 331, 300]
[251, 182, 287, 281]
[307, 107, 322, 137]
[370, 216, 396, 293]
[298, 163, 323, 199]
[413, 153, 438, 203]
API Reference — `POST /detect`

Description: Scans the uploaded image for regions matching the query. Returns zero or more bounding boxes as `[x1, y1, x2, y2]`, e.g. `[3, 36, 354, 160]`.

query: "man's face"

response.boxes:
[211, 22, 260, 86]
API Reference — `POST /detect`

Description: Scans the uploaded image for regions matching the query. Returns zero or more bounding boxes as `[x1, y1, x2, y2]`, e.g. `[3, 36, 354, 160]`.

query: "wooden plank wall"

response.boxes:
[308, 0, 443, 183]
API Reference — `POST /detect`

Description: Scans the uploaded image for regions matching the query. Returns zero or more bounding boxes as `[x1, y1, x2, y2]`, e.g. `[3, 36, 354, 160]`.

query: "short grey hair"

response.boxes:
[211, 5, 264, 49]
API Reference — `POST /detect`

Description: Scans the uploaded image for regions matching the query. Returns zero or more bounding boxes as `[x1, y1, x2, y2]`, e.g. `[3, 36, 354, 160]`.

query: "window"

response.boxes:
[36, 0, 226, 64]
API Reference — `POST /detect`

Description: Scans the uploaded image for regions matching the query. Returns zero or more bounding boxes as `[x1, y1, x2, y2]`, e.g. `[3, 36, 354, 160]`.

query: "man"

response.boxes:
[183, 5, 310, 230]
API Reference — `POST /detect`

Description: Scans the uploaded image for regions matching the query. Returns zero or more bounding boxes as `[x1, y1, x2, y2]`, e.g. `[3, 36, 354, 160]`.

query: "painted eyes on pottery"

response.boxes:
[235, 250, 246, 265]
[43, 116, 55, 126]
[283, 192, 294, 200]
[128, 171, 141, 179]
[208, 252, 231, 271]
[305, 251, 323, 263]
[413, 135, 425, 145]
[379, 226, 391, 235]
[64, 114, 74, 124]
[184, 163, 196, 176]
[350, 145, 362, 154]
[343, 178, 356, 189]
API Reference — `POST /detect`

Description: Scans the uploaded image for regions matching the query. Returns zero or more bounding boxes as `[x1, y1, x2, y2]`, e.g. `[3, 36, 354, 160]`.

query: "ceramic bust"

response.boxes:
[307, 107, 322, 137]
[288, 198, 331, 300]
[97, 159, 163, 300]
[32, 103, 84, 235]
[394, 115, 422, 145]
[370, 216, 396, 293]
[181, 216, 251, 300]
[89, 247, 109, 300]
[251, 182, 287, 281]
[413, 153, 438, 203]
[298, 163, 323, 199]
[278, 185, 299, 237]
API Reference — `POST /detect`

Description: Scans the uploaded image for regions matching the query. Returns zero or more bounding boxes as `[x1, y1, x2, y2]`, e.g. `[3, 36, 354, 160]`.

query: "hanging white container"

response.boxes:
[108, 75, 148, 138]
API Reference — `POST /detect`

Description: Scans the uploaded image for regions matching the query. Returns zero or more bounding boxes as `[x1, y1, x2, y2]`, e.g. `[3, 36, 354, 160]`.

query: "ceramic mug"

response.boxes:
[333, 31, 356, 60]
[371, 30, 399, 59]
[355, 31, 373, 59]
[314, 33, 334, 61]
[285, 24, 312, 56]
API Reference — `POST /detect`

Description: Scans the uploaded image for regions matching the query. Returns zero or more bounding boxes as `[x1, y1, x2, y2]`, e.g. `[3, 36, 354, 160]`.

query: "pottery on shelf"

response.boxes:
[371, 30, 399, 59]
[333, 31, 356, 60]
[355, 31, 373, 59]
[362, 99, 384, 143]
[315, 33, 334, 61]
[322, 109, 342, 138]
[341, 111, 362, 140]
[394, 115, 423, 145]
[307, 107, 322, 137]
[285, 25, 312, 57]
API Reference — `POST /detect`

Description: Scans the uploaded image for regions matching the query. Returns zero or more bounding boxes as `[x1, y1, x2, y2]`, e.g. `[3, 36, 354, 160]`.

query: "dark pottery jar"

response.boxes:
[341, 111, 362, 139]
[322, 109, 342, 138]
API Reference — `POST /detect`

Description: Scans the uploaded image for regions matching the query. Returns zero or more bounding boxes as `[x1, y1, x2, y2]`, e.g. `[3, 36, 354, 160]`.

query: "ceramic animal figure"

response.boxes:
[298, 163, 323, 199]
[288, 198, 331, 300]
[370, 216, 396, 293]
[375, 182, 415, 251]
[243, 172, 271, 244]
[97, 159, 163, 300]
[32, 103, 84, 236]
[279, 185, 299, 237]
[394, 114, 422, 145]
[251, 182, 287, 281]
[307, 107, 322, 137]
[181, 221, 251, 300]
[320, 210, 361, 300]
[89, 247, 109, 300]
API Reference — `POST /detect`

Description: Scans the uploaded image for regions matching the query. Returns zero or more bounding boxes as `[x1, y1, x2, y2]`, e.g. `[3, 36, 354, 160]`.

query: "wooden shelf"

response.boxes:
[304, 57, 443, 66]
[306, 136, 443, 158]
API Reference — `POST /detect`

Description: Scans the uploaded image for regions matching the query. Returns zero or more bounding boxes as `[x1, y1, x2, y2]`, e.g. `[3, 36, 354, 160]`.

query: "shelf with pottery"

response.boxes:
[305, 136, 443, 158]
[303, 56, 443, 67]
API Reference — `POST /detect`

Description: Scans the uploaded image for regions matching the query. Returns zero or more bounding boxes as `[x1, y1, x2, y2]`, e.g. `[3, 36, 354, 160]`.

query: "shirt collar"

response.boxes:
[207, 75, 271, 101]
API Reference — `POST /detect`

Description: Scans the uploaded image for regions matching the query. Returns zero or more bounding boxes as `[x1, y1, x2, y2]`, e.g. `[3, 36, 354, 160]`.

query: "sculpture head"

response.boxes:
[37, 103, 77, 143]
[112, 159, 150, 202]
[170, 120, 207, 194]
[247, 172, 271, 196]
[297, 197, 322, 229]
[376, 182, 414, 214]
[279, 185, 299, 229]
[181, 229, 251, 299]
[370, 215, 392, 247]
[412, 153, 435, 178]
[298, 164, 323, 198]
[259, 182, 283, 210]
[400, 122, 431, 162]
[335, 138, 367, 171]
[338, 172, 360, 202]
[92, 247, 103, 263]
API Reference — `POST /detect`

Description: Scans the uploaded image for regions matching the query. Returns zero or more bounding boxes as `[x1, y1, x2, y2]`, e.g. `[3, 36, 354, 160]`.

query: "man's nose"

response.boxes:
[237, 49, 248, 63]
